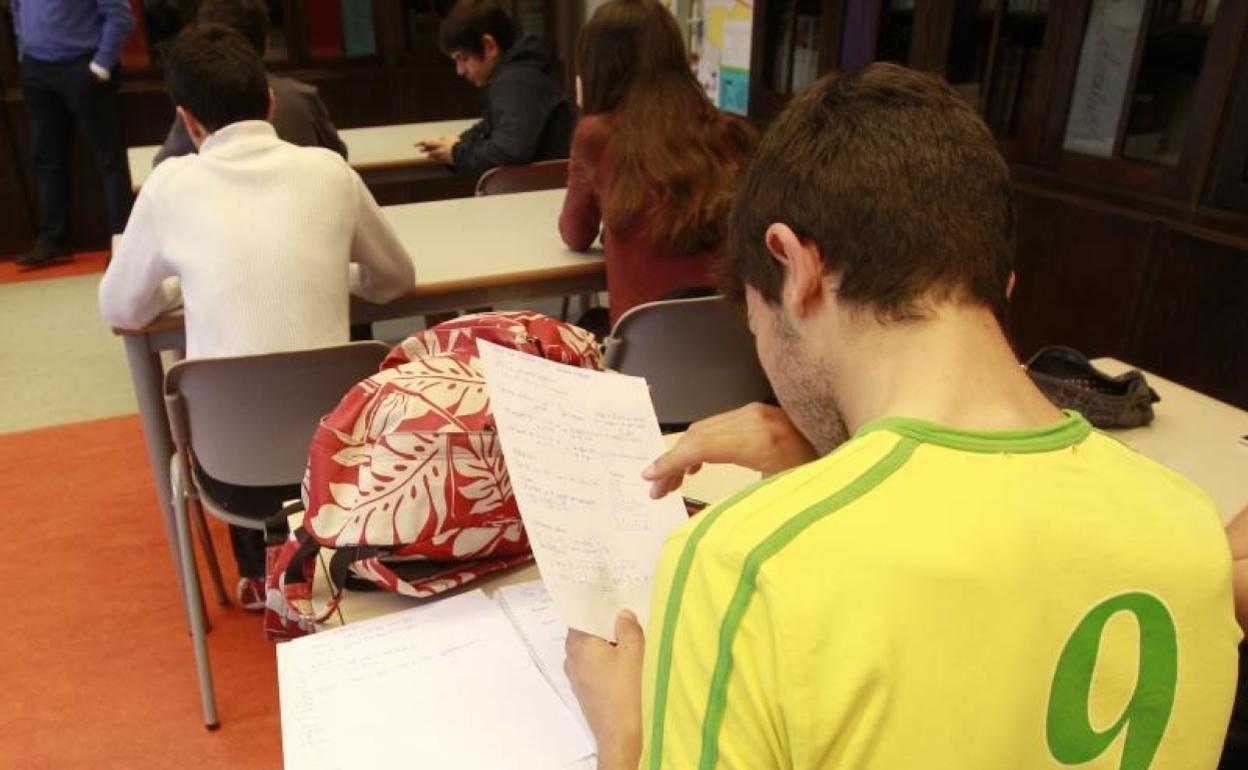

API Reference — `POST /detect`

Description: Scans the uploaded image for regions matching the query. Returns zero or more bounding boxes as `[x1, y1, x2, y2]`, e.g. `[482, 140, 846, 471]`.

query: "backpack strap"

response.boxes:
[262, 526, 345, 641]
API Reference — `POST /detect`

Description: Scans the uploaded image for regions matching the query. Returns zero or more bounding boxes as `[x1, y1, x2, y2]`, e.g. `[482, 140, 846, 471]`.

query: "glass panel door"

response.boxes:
[985, 1, 1051, 138]
[945, 0, 999, 105]
[1062, 0, 1215, 165]
[876, 0, 916, 64]
[1119, 0, 1216, 165]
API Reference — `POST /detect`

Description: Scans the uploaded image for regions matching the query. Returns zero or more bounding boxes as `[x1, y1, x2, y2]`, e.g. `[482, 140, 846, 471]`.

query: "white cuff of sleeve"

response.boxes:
[89, 62, 111, 81]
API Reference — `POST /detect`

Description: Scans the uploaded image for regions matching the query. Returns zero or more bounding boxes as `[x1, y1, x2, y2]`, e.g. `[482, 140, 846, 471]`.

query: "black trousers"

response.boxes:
[19, 55, 133, 247]
[195, 462, 301, 580]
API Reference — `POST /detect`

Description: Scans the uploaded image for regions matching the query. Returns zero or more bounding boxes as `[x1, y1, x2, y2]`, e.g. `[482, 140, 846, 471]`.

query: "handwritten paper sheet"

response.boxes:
[496, 581, 594, 744]
[277, 590, 594, 770]
[478, 341, 687, 640]
[1062, 0, 1147, 158]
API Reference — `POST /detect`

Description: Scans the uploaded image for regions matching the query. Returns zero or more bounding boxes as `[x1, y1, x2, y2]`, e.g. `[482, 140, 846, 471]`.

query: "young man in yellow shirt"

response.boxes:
[565, 63, 1241, 770]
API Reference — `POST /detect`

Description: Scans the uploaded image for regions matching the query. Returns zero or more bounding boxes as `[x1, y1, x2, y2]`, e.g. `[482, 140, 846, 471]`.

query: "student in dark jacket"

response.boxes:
[418, 0, 572, 181]
[153, 0, 346, 166]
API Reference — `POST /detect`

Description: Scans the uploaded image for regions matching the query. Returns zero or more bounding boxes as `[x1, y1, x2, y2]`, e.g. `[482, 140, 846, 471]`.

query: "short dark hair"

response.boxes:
[439, 0, 516, 57]
[725, 63, 1015, 321]
[197, 0, 270, 55]
[165, 23, 269, 132]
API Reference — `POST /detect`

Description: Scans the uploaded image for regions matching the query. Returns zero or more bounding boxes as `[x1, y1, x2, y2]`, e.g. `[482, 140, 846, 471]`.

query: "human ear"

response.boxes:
[482, 34, 498, 59]
[176, 106, 209, 149]
[265, 88, 276, 122]
[763, 223, 825, 321]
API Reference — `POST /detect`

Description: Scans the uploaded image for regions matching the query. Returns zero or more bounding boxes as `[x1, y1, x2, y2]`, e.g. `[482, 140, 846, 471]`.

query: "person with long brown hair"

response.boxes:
[558, 0, 755, 327]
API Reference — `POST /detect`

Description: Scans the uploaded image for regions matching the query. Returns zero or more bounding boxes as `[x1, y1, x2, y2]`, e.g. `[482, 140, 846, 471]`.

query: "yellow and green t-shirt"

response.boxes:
[640, 412, 1240, 770]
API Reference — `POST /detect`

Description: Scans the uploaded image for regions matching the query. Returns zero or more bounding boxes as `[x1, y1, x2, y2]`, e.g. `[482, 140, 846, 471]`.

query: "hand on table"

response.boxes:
[415, 136, 457, 164]
[643, 403, 818, 500]
[565, 612, 645, 770]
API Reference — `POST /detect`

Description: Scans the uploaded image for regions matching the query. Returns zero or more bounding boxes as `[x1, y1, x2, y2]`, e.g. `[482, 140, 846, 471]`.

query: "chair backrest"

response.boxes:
[164, 342, 390, 487]
[603, 296, 773, 426]
[475, 159, 570, 196]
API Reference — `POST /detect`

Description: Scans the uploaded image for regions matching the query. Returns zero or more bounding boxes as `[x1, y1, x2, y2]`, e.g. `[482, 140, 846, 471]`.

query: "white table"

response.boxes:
[113, 189, 602, 595]
[127, 118, 478, 191]
[1096, 358, 1248, 523]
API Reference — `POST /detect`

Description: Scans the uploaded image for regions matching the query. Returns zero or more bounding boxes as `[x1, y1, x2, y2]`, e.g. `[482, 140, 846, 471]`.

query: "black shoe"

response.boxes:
[16, 242, 71, 271]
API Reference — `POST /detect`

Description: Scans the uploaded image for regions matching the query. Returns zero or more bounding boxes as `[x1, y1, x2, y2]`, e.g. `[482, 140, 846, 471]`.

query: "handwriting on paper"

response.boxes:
[479, 341, 687, 640]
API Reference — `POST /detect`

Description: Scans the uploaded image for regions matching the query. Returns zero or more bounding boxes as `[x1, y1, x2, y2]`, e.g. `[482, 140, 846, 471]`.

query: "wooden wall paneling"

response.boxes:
[1208, 18, 1248, 213]
[395, 64, 480, 123]
[300, 67, 403, 127]
[1171, 0, 1248, 204]
[1124, 228, 1248, 409]
[1006, 188, 1158, 359]
[120, 80, 182, 146]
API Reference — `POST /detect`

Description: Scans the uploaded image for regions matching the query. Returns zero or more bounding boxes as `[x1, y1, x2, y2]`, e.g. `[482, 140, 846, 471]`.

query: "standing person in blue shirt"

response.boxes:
[11, 0, 135, 269]
[417, 0, 573, 182]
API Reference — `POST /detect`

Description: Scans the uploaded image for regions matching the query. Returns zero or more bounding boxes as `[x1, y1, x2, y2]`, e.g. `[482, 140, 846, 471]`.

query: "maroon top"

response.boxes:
[558, 115, 723, 325]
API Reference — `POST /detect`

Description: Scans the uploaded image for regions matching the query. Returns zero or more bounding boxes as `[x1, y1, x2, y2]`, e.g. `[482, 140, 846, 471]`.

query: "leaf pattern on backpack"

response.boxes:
[454, 433, 512, 515]
[300, 311, 601, 600]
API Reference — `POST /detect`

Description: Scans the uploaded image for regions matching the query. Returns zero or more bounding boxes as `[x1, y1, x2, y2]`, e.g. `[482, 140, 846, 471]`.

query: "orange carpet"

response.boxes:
[0, 414, 282, 769]
[0, 251, 109, 286]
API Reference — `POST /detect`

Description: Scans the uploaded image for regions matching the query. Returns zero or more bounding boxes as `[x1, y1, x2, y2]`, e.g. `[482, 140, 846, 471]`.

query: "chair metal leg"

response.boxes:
[188, 494, 229, 606]
[171, 458, 221, 729]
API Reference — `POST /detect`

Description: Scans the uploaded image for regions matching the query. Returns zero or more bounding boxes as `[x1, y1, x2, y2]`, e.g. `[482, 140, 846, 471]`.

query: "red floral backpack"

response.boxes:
[264, 311, 602, 639]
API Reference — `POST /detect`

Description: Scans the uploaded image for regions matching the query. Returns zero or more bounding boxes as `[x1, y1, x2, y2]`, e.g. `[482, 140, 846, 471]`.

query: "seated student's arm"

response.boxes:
[459, 119, 487, 145]
[153, 118, 195, 167]
[1228, 505, 1248, 635]
[98, 187, 180, 329]
[451, 76, 554, 179]
[643, 403, 818, 499]
[347, 170, 415, 303]
[558, 117, 604, 252]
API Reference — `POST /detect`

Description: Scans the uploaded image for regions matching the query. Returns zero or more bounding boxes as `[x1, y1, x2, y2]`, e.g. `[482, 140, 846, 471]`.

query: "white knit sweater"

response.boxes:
[99, 121, 415, 359]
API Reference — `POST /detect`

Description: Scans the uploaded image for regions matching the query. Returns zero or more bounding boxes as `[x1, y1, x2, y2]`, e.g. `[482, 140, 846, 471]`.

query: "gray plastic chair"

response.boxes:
[164, 341, 390, 729]
[602, 295, 773, 427]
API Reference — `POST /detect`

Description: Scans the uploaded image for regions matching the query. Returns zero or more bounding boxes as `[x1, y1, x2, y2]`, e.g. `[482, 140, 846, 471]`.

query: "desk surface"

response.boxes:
[383, 188, 596, 288]
[1096, 358, 1248, 523]
[127, 118, 477, 190]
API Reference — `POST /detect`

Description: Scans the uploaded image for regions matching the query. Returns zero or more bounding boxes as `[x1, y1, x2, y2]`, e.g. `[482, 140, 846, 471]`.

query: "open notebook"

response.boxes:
[278, 583, 595, 770]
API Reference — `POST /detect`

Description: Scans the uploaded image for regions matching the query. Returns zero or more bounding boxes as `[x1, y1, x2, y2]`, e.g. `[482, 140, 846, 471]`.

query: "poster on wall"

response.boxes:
[693, 0, 755, 116]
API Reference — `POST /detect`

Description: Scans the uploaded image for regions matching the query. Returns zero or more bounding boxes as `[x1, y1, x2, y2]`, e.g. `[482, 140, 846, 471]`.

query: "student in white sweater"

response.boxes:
[99, 24, 414, 608]
[100, 29, 412, 357]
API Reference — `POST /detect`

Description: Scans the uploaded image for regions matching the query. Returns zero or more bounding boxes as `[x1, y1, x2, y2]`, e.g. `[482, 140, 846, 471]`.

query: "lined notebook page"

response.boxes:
[278, 590, 594, 770]
[497, 580, 595, 744]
